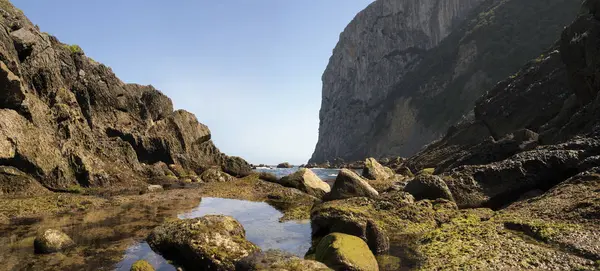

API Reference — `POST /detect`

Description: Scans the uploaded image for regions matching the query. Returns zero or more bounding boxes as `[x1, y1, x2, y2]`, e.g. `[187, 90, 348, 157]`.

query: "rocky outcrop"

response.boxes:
[147, 215, 260, 270]
[277, 168, 331, 198]
[324, 169, 379, 201]
[0, 1, 249, 194]
[310, 0, 581, 163]
[277, 162, 293, 169]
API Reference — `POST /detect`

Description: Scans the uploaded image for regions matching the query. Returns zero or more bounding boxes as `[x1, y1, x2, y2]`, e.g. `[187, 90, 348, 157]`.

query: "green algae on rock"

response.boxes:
[236, 249, 332, 271]
[130, 260, 155, 271]
[33, 229, 75, 254]
[324, 169, 379, 201]
[315, 233, 379, 271]
[147, 215, 260, 271]
[362, 158, 395, 181]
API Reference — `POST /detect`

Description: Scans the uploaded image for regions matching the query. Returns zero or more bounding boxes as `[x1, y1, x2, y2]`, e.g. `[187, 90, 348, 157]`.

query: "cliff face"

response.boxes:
[310, 0, 581, 163]
[0, 1, 249, 195]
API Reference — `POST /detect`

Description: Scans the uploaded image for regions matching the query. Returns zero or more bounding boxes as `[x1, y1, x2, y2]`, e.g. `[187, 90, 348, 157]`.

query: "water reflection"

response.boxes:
[118, 197, 312, 270]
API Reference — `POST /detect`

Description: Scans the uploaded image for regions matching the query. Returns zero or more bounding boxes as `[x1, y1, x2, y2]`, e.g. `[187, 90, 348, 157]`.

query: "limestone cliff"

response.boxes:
[310, 0, 581, 163]
[0, 0, 250, 195]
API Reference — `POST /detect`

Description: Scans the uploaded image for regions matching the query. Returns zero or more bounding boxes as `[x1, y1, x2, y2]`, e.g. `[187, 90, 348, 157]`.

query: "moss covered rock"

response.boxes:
[258, 172, 278, 183]
[222, 155, 252, 177]
[278, 168, 331, 198]
[34, 229, 75, 254]
[362, 158, 395, 180]
[236, 249, 332, 271]
[147, 215, 260, 270]
[324, 169, 379, 201]
[200, 168, 236, 183]
[404, 174, 454, 202]
[130, 260, 155, 271]
[315, 233, 379, 271]
[311, 197, 390, 255]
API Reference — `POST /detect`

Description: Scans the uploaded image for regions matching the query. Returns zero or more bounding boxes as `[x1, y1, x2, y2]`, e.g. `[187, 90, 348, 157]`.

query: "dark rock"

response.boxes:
[258, 172, 278, 183]
[324, 169, 378, 201]
[221, 156, 252, 177]
[236, 250, 331, 271]
[404, 174, 454, 202]
[277, 162, 293, 168]
[147, 215, 260, 270]
[34, 229, 75, 254]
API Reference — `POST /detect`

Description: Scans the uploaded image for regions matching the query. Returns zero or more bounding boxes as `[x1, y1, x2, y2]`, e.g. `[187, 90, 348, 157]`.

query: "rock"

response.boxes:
[362, 158, 394, 180]
[277, 162, 293, 168]
[311, 197, 389, 255]
[130, 260, 155, 271]
[200, 168, 236, 183]
[221, 156, 252, 177]
[34, 229, 75, 254]
[395, 167, 414, 178]
[324, 169, 378, 201]
[168, 164, 188, 178]
[147, 215, 260, 270]
[315, 233, 379, 271]
[376, 255, 401, 271]
[404, 174, 454, 202]
[258, 172, 278, 183]
[236, 250, 332, 271]
[278, 169, 331, 198]
[147, 185, 163, 193]
[309, 0, 579, 164]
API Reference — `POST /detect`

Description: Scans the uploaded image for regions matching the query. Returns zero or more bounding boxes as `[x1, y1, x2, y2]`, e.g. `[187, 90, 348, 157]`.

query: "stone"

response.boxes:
[277, 162, 293, 168]
[278, 168, 331, 198]
[258, 172, 278, 183]
[311, 197, 390, 255]
[147, 185, 163, 193]
[200, 168, 236, 183]
[221, 156, 253, 177]
[404, 174, 454, 202]
[324, 169, 378, 201]
[147, 215, 260, 270]
[130, 260, 155, 271]
[34, 229, 75, 254]
[362, 158, 394, 180]
[236, 250, 332, 271]
[315, 233, 379, 271]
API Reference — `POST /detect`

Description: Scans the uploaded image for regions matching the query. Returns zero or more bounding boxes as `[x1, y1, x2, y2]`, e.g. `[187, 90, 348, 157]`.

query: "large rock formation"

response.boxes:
[310, 0, 581, 163]
[0, 0, 250, 194]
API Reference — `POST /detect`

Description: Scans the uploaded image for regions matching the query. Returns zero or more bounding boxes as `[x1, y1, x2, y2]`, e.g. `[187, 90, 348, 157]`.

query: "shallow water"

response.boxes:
[0, 196, 311, 271]
[116, 198, 311, 270]
[255, 167, 361, 183]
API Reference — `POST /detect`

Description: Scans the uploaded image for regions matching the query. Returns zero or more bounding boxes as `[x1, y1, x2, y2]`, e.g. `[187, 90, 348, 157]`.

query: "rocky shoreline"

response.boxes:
[1, 0, 600, 270]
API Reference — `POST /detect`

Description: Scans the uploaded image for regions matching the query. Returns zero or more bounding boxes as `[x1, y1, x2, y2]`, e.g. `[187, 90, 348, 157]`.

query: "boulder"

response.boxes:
[315, 233, 379, 271]
[404, 175, 454, 202]
[311, 197, 389, 255]
[277, 162, 293, 168]
[200, 168, 236, 183]
[258, 172, 278, 183]
[34, 229, 75, 254]
[362, 158, 394, 180]
[324, 169, 378, 201]
[130, 260, 155, 271]
[222, 156, 252, 177]
[147, 215, 260, 270]
[236, 250, 332, 271]
[278, 169, 331, 198]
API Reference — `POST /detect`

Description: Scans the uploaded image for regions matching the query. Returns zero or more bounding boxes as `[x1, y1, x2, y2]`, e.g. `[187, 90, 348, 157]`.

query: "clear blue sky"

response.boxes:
[12, 0, 373, 165]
